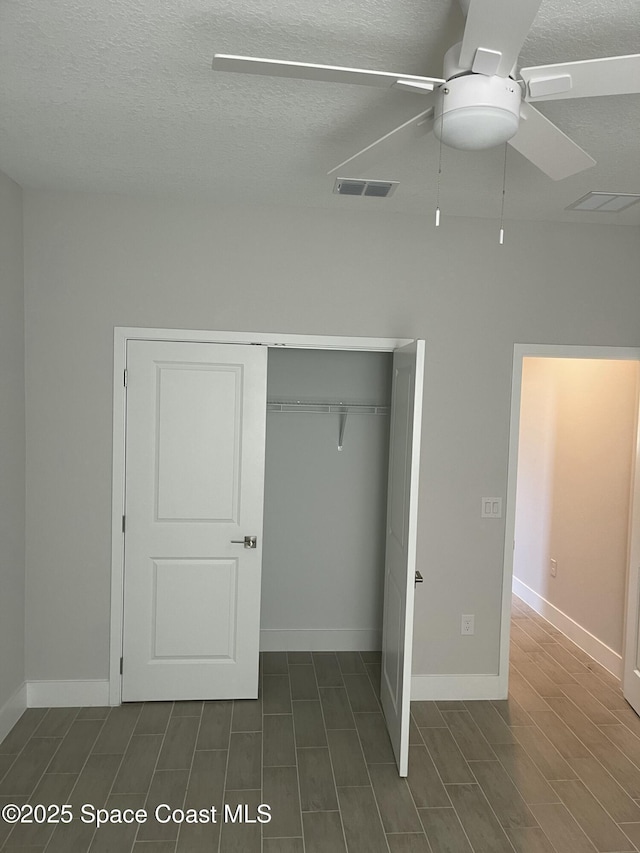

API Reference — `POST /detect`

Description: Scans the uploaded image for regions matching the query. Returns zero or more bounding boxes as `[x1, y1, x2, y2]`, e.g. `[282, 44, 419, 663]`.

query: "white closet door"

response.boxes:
[122, 340, 267, 701]
[381, 339, 425, 776]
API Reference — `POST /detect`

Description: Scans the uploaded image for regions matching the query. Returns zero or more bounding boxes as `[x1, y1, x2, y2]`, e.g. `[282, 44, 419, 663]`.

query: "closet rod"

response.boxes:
[267, 400, 389, 415]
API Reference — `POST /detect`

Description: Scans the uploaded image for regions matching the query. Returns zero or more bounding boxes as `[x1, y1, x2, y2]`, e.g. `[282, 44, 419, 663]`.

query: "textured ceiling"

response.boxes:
[1, 0, 639, 224]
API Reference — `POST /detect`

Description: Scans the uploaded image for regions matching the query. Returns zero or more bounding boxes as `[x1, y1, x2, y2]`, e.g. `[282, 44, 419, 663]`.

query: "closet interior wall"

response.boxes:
[260, 348, 393, 651]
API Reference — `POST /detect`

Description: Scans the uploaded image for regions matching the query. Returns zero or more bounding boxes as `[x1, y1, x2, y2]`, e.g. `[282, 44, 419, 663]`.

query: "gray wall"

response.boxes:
[262, 348, 392, 648]
[21, 190, 640, 682]
[514, 357, 639, 655]
[0, 171, 25, 709]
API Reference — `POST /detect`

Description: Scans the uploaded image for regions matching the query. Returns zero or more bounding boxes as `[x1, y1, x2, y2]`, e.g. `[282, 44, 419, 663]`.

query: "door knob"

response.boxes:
[231, 535, 258, 549]
[415, 570, 424, 587]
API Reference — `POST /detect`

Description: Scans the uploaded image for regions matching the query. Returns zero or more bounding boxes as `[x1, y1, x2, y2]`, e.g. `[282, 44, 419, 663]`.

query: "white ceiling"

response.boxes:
[1, 0, 639, 225]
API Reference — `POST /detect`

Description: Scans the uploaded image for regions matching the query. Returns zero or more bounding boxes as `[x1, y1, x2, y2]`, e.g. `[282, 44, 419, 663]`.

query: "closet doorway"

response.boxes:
[261, 347, 394, 655]
[110, 328, 424, 776]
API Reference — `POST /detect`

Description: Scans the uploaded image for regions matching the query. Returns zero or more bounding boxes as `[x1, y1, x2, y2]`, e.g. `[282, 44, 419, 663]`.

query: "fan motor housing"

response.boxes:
[434, 73, 522, 151]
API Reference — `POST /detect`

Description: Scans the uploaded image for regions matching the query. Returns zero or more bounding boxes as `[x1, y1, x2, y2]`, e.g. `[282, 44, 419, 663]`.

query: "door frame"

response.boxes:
[110, 327, 413, 705]
[501, 343, 640, 694]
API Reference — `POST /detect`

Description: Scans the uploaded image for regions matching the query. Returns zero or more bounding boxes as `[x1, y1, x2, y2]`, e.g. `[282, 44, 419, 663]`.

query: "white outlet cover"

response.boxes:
[461, 614, 475, 635]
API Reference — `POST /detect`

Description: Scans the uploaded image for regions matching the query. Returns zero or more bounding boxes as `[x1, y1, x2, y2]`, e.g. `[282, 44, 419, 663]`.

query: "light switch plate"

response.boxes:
[481, 497, 502, 518]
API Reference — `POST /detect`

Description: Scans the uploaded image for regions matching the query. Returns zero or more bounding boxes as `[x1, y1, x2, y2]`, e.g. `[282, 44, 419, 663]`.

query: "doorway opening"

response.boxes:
[502, 345, 640, 714]
[261, 347, 393, 653]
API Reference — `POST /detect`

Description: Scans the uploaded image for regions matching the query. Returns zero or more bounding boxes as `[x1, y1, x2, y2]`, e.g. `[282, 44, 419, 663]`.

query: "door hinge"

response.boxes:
[120, 657, 123, 675]
[123, 369, 128, 387]
[122, 515, 126, 533]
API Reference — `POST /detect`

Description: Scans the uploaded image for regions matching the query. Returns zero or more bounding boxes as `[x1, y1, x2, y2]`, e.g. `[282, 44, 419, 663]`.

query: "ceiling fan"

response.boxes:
[212, 0, 640, 181]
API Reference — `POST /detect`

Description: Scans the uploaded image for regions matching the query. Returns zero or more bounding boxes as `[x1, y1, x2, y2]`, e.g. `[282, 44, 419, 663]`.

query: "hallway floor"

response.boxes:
[1, 595, 639, 852]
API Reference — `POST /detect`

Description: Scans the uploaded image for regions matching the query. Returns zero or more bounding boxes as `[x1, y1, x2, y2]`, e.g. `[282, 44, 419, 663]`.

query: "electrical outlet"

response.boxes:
[461, 614, 475, 635]
[550, 558, 557, 578]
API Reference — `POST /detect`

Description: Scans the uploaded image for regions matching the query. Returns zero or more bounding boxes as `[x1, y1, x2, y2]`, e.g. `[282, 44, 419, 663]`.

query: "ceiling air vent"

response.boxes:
[333, 178, 398, 198]
[566, 191, 640, 212]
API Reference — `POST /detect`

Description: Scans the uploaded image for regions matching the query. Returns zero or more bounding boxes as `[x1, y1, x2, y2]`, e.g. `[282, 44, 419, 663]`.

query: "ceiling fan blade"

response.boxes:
[327, 105, 435, 177]
[459, 0, 543, 77]
[212, 54, 444, 90]
[521, 53, 640, 101]
[508, 102, 596, 180]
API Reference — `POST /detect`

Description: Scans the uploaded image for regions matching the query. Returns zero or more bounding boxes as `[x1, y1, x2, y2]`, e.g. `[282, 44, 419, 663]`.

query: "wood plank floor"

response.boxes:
[1, 595, 639, 852]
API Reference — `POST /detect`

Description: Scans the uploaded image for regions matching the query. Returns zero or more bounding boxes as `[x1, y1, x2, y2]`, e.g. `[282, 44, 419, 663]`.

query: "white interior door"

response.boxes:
[623, 405, 640, 714]
[381, 339, 425, 776]
[122, 340, 267, 702]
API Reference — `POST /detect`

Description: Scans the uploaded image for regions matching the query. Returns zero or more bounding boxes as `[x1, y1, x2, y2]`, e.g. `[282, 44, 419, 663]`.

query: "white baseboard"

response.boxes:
[16, 672, 505, 707]
[0, 683, 28, 743]
[260, 628, 381, 652]
[512, 577, 622, 678]
[26, 680, 110, 708]
[411, 674, 507, 701]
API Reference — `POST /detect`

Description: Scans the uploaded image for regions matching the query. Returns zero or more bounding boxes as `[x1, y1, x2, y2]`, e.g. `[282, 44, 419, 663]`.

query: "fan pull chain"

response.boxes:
[499, 143, 508, 244]
[435, 135, 442, 226]
[435, 88, 447, 227]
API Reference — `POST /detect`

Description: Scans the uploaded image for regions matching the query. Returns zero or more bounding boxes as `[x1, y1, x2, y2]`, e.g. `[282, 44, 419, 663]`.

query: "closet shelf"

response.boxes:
[267, 399, 389, 451]
[267, 400, 389, 415]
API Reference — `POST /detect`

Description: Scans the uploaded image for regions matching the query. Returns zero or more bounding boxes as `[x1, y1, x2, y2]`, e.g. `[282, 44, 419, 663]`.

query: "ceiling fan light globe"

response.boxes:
[433, 73, 522, 152]
[435, 106, 520, 150]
